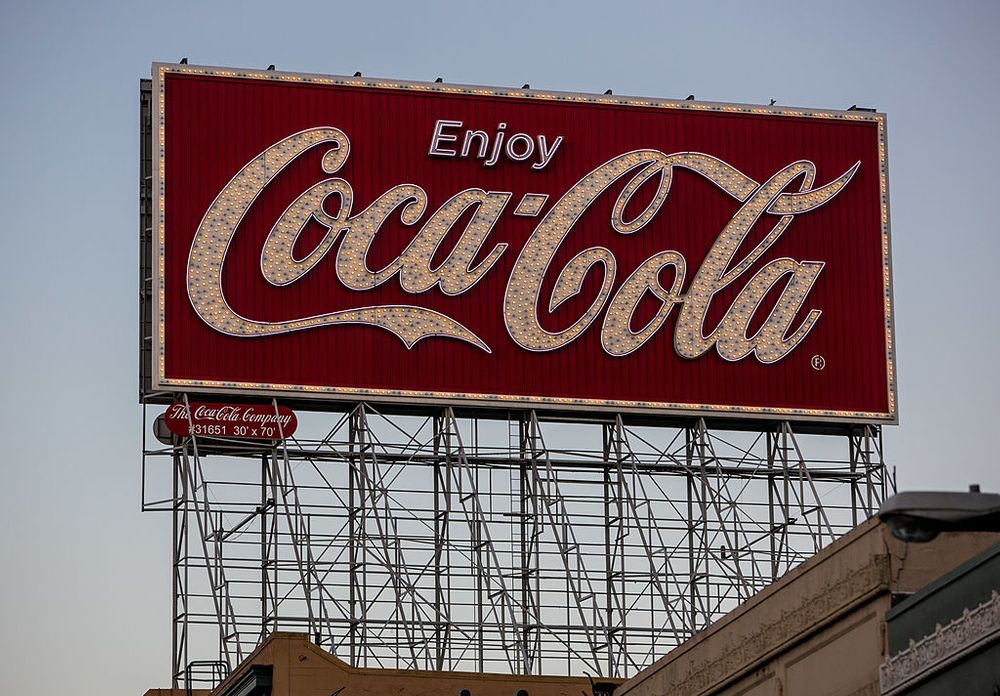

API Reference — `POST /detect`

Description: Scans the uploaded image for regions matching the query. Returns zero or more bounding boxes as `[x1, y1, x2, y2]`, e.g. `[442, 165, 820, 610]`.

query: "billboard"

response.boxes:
[145, 63, 896, 423]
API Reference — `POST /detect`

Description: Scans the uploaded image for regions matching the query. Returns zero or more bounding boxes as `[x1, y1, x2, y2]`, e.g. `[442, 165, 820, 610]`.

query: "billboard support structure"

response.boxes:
[142, 400, 890, 688]
[138, 65, 896, 689]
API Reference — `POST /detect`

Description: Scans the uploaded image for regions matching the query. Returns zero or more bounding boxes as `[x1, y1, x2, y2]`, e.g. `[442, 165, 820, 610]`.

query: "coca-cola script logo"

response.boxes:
[164, 402, 298, 439]
[189, 128, 854, 363]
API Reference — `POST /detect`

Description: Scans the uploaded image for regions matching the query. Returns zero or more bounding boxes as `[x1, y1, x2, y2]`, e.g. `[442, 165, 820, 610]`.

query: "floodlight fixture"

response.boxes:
[878, 488, 1000, 542]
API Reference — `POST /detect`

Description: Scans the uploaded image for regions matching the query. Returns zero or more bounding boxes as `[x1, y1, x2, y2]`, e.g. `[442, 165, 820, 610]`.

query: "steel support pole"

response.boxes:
[432, 414, 451, 670]
[347, 408, 365, 667]
[603, 422, 628, 676]
[171, 447, 188, 688]
[517, 414, 540, 674]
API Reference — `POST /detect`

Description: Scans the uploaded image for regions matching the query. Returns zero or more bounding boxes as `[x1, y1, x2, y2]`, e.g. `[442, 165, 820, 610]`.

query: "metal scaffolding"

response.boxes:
[141, 400, 891, 687]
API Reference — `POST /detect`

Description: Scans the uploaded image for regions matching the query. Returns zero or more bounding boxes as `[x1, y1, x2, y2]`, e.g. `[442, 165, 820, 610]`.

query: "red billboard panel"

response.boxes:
[149, 63, 896, 423]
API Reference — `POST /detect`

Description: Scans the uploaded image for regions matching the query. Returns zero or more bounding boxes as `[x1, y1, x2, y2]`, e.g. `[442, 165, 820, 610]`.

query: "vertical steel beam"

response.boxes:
[347, 408, 365, 666]
[603, 422, 628, 676]
[685, 426, 697, 633]
[849, 427, 861, 526]
[432, 414, 451, 670]
[171, 447, 188, 688]
[766, 430, 778, 581]
[517, 414, 541, 674]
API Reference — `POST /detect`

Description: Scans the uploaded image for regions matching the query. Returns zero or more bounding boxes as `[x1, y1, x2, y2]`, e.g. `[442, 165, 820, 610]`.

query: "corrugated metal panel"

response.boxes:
[153, 64, 895, 423]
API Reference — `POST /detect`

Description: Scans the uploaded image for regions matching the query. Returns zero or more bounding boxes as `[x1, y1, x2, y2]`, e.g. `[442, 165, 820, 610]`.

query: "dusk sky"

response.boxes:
[1, 1, 998, 694]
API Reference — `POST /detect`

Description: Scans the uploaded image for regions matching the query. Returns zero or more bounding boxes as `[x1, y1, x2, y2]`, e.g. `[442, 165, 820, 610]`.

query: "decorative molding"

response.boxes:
[672, 555, 890, 695]
[879, 590, 1000, 695]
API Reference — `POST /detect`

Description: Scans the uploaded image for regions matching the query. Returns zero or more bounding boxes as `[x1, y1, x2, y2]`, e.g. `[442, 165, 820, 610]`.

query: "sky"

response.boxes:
[0, 0, 998, 694]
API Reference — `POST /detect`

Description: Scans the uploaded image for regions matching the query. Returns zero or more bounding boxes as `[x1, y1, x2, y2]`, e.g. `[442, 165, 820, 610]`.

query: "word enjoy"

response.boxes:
[428, 119, 564, 169]
[187, 127, 858, 363]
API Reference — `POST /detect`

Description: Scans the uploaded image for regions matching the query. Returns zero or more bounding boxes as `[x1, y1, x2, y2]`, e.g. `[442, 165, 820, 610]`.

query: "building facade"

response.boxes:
[879, 541, 1000, 694]
[615, 520, 998, 696]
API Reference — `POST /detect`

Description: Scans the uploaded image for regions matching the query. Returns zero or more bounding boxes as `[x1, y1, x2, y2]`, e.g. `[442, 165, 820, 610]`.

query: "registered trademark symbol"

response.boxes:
[811, 355, 826, 371]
